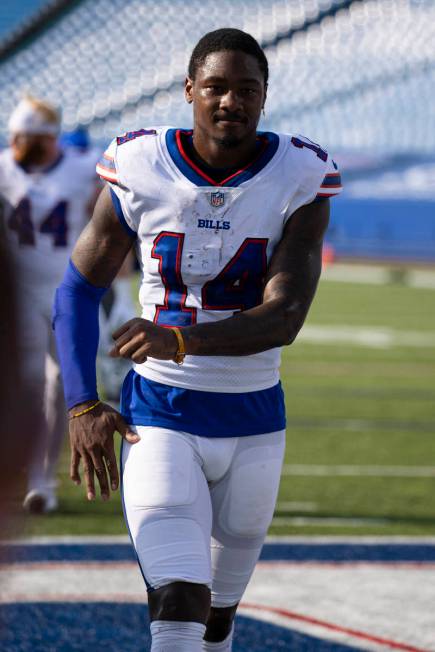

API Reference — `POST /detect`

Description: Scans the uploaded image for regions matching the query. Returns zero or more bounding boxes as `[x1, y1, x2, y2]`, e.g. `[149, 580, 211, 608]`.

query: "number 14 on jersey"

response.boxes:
[151, 232, 268, 326]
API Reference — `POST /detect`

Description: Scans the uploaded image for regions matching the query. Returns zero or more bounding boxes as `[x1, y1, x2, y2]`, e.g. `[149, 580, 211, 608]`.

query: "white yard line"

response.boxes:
[322, 264, 435, 289]
[299, 324, 435, 348]
[282, 464, 435, 477]
[264, 536, 435, 543]
[275, 501, 318, 512]
[322, 265, 392, 285]
[271, 517, 392, 527]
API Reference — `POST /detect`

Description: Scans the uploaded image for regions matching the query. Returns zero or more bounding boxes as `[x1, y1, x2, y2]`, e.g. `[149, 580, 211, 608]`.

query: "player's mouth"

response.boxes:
[214, 114, 247, 126]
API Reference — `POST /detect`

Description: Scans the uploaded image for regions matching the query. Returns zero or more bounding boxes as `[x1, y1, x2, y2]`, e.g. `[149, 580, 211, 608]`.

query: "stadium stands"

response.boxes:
[0, 0, 434, 155]
[1, 0, 434, 261]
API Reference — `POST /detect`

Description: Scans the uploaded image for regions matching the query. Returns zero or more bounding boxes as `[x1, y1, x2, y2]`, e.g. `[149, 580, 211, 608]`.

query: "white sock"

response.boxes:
[150, 620, 206, 652]
[202, 625, 234, 651]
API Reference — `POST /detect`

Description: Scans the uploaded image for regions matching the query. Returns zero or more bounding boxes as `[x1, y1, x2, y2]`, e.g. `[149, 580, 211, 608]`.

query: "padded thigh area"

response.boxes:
[123, 430, 198, 509]
[209, 431, 286, 608]
[221, 447, 283, 537]
[121, 428, 213, 590]
[121, 428, 285, 597]
[213, 433, 285, 538]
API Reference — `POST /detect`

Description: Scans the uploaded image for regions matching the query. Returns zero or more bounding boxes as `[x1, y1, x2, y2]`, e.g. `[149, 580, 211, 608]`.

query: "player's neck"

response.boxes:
[42, 146, 62, 168]
[14, 145, 62, 172]
[192, 129, 258, 169]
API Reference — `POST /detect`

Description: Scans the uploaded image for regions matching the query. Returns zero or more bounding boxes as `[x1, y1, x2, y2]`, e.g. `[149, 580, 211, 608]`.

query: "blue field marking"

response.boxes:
[260, 543, 435, 562]
[0, 543, 136, 564]
[0, 603, 362, 652]
[3, 542, 435, 564]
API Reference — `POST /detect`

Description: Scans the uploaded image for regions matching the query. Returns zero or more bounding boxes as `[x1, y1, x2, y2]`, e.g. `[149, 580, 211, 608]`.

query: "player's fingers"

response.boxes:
[89, 448, 110, 501]
[111, 337, 150, 361]
[115, 414, 140, 444]
[110, 320, 155, 358]
[115, 338, 142, 359]
[82, 451, 96, 501]
[130, 345, 149, 364]
[104, 445, 119, 491]
[70, 448, 81, 485]
[109, 330, 137, 358]
[111, 319, 136, 340]
[108, 342, 126, 358]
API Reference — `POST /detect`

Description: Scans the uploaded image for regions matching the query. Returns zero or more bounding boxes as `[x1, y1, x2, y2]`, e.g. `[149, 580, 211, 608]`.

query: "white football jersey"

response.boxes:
[97, 127, 342, 393]
[0, 147, 98, 299]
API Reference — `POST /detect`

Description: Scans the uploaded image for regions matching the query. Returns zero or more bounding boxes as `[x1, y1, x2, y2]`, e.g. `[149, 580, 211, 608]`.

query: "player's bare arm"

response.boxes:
[184, 197, 329, 354]
[71, 184, 133, 287]
[66, 185, 140, 501]
[110, 198, 329, 360]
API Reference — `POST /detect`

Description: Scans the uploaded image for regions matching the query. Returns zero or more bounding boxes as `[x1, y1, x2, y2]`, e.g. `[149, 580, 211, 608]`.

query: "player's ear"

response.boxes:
[184, 77, 194, 104]
[262, 82, 268, 108]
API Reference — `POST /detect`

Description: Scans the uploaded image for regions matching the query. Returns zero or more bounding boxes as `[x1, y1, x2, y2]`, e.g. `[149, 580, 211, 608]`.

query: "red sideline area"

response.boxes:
[241, 603, 427, 652]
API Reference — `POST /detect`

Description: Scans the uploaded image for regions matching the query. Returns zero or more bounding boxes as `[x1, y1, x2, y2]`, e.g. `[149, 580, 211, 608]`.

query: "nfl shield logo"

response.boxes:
[209, 191, 225, 208]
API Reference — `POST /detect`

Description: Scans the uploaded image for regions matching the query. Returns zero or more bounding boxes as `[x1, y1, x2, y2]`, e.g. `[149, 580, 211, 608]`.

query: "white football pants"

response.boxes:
[121, 427, 285, 607]
[18, 286, 67, 492]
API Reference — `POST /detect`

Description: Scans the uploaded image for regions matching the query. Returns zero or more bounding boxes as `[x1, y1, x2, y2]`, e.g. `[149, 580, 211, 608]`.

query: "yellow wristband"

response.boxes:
[69, 400, 101, 419]
[171, 327, 186, 365]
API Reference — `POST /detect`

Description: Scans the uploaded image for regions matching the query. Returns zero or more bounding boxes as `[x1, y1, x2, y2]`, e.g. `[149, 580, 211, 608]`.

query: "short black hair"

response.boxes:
[188, 28, 268, 85]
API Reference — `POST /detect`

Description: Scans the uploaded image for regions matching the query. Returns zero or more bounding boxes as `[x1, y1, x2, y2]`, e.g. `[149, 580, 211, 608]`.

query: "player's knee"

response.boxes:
[204, 605, 238, 642]
[148, 581, 211, 624]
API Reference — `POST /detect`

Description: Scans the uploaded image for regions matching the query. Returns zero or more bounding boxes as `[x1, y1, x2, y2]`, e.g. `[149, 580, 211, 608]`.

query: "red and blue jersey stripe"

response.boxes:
[96, 152, 118, 184]
[316, 168, 342, 199]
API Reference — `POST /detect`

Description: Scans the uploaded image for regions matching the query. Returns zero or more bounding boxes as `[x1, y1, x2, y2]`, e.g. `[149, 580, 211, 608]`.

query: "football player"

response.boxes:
[0, 96, 100, 513]
[54, 29, 342, 652]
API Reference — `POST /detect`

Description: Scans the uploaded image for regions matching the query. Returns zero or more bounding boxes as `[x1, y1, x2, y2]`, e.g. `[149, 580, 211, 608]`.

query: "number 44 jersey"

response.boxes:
[97, 127, 342, 393]
[0, 147, 98, 301]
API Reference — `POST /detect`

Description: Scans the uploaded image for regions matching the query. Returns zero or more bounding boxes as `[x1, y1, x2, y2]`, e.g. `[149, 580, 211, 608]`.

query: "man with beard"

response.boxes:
[0, 96, 99, 513]
[54, 29, 342, 651]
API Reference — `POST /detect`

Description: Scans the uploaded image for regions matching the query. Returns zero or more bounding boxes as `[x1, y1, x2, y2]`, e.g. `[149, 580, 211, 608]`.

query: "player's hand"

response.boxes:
[109, 318, 178, 363]
[68, 401, 140, 501]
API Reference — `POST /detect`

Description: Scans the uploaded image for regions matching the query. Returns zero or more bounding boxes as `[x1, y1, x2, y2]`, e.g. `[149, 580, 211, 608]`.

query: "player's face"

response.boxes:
[185, 50, 266, 149]
[11, 133, 57, 166]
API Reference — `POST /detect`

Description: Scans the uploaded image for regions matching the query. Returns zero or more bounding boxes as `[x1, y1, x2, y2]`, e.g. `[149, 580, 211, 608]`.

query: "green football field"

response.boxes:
[18, 266, 435, 538]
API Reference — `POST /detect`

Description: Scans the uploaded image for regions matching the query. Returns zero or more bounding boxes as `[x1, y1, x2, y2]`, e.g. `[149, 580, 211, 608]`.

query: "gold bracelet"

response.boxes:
[171, 327, 186, 365]
[69, 400, 101, 419]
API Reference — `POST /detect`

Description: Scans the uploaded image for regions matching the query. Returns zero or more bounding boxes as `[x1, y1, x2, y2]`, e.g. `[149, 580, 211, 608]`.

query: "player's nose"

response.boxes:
[219, 90, 242, 112]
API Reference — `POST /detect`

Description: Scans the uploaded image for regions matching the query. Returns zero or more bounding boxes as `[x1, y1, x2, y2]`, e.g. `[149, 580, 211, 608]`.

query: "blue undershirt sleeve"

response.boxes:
[53, 260, 108, 409]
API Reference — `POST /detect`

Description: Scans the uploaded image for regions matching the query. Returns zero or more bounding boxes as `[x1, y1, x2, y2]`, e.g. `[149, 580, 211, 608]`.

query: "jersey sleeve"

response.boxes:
[96, 139, 119, 185]
[314, 156, 343, 201]
[96, 139, 137, 236]
[283, 135, 343, 223]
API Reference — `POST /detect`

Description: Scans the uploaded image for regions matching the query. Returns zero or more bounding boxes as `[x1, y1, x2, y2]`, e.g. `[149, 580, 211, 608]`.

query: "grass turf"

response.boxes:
[15, 275, 435, 538]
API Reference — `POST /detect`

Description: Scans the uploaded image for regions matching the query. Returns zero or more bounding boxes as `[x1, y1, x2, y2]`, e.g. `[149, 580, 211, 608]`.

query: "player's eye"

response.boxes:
[240, 88, 258, 96]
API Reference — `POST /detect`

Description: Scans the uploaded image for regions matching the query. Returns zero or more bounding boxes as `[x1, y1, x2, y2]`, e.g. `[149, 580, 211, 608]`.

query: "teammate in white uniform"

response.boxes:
[54, 29, 342, 651]
[0, 97, 99, 513]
